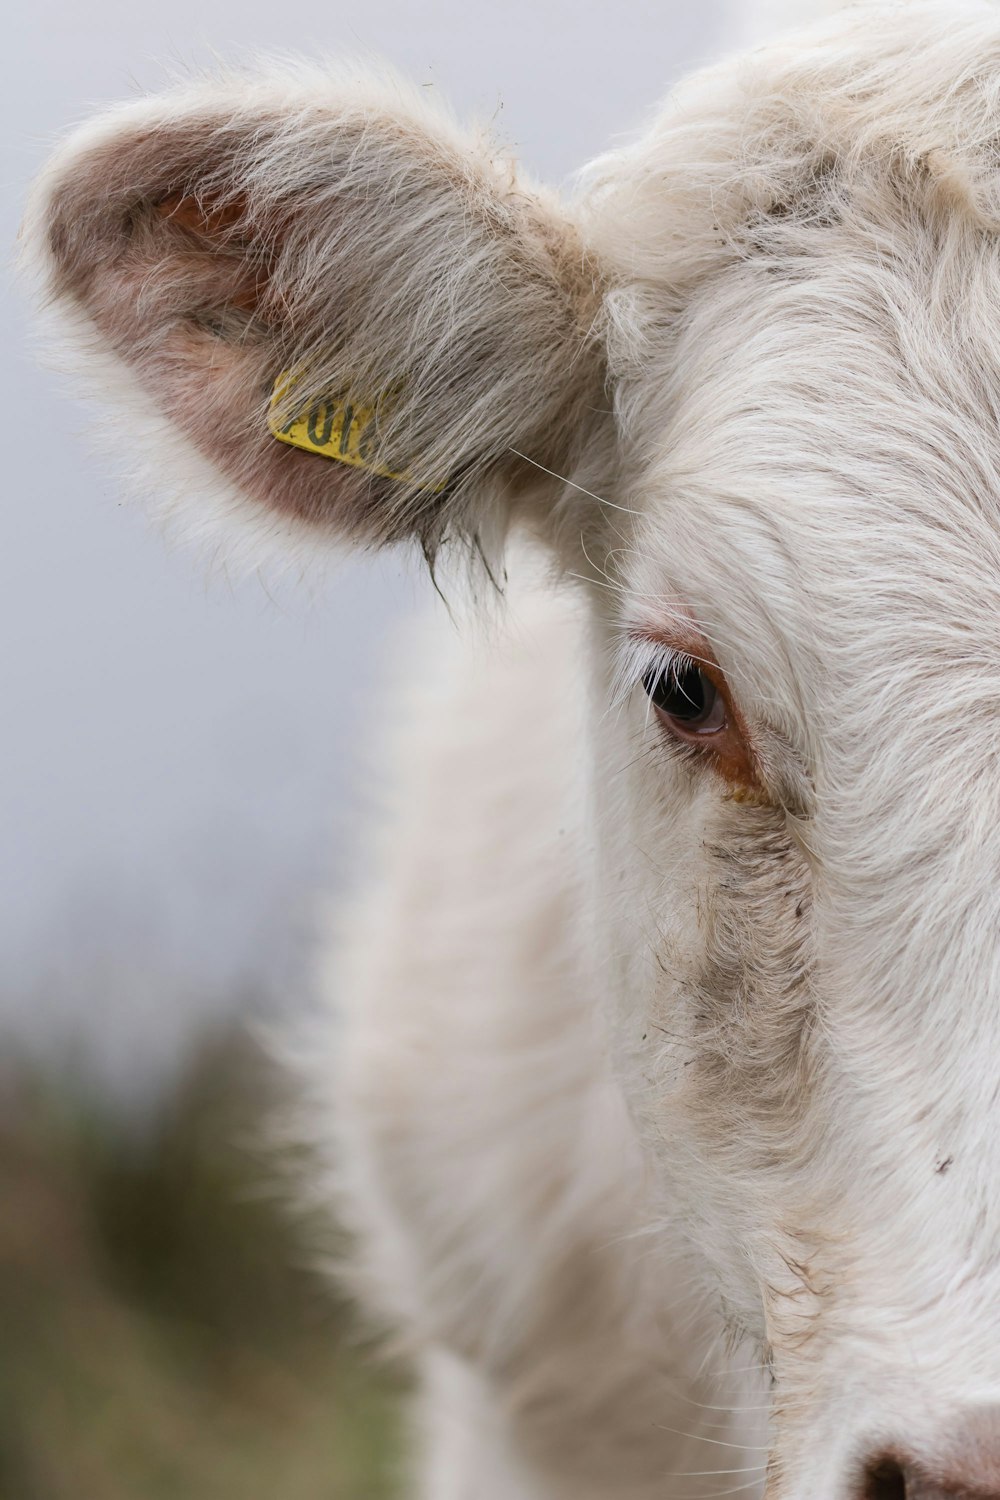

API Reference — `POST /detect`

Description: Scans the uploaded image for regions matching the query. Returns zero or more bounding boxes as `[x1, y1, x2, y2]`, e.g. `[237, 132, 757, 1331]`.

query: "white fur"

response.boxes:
[28, 3, 1000, 1494]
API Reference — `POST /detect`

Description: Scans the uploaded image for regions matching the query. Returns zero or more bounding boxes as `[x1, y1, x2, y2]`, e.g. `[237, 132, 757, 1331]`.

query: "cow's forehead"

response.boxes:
[610, 238, 1000, 716]
[581, 2, 1000, 695]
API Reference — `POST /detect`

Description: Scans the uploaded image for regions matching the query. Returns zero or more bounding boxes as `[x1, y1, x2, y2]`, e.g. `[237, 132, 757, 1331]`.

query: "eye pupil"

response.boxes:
[643, 663, 719, 727]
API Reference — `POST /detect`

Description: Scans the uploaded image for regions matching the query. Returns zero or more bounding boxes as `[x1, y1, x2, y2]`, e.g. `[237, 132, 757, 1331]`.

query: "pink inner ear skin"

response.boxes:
[49, 174, 413, 541]
[155, 192, 251, 239]
[151, 321, 407, 537]
[154, 192, 274, 315]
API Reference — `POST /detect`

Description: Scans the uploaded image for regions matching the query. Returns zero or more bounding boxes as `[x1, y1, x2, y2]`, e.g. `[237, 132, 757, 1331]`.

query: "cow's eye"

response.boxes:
[631, 634, 762, 796]
[642, 662, 727, 735]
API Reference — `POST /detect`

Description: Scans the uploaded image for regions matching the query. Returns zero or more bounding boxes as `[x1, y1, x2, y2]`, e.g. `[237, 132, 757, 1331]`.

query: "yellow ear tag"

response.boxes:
[268, 371, 443, 492]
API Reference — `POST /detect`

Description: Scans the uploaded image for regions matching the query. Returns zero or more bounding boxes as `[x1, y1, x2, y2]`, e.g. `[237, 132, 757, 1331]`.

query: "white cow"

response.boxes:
[27, 3, 1000, 1494]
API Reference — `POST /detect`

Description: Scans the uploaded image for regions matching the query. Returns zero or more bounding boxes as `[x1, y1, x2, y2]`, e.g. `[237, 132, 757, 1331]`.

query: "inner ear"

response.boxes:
[32, 77, 611, 562]
[151, 190, 282, 328]
[155, 192, 249, 238]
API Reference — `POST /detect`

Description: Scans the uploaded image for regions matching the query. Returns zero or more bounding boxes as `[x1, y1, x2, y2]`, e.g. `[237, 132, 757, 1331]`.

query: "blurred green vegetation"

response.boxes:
[0, 1032, 404, 1500]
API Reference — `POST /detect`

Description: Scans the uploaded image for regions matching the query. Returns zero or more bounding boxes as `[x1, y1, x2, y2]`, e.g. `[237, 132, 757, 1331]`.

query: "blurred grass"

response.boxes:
[0, 1032, 404, 1500]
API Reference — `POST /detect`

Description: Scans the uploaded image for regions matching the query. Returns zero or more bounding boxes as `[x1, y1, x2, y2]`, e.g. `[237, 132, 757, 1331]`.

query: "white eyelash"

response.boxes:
[609, 634, 696, 716]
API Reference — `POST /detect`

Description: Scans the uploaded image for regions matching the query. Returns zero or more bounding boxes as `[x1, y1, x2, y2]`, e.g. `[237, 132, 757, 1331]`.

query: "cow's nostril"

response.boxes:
[862, 1457, 908, 1500]
[860, 1448, 1000, 1500]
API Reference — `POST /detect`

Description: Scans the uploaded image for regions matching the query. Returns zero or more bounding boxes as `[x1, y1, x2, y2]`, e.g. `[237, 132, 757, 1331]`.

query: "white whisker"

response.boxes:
[508, 448, 640, 515]
[672, 1464, 768, 1477]
[655, 1426, 770, 1451]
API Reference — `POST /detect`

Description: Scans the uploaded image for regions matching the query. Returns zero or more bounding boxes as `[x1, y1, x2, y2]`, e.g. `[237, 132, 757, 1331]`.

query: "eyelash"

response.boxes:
[610, 637, 698, 717]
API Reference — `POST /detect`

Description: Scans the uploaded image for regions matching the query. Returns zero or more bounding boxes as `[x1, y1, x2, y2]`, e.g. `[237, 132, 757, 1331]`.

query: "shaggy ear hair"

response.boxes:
[28, 66, 608, 560]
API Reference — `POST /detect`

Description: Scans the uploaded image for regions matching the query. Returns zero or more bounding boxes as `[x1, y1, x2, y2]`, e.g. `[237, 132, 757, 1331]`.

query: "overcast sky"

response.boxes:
[3, 0, 733, 1097]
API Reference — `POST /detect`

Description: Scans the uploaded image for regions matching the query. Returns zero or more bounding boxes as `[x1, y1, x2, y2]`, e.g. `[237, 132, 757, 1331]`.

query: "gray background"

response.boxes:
[4, 0, 732, 1102]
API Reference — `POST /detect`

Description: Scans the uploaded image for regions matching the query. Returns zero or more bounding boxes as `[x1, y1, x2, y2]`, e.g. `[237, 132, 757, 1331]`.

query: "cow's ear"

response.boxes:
[27, 68, 610, 562]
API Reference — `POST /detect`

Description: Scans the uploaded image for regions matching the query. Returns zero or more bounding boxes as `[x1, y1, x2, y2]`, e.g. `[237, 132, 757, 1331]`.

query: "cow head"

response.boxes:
[27, 5, 1000, 1492]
